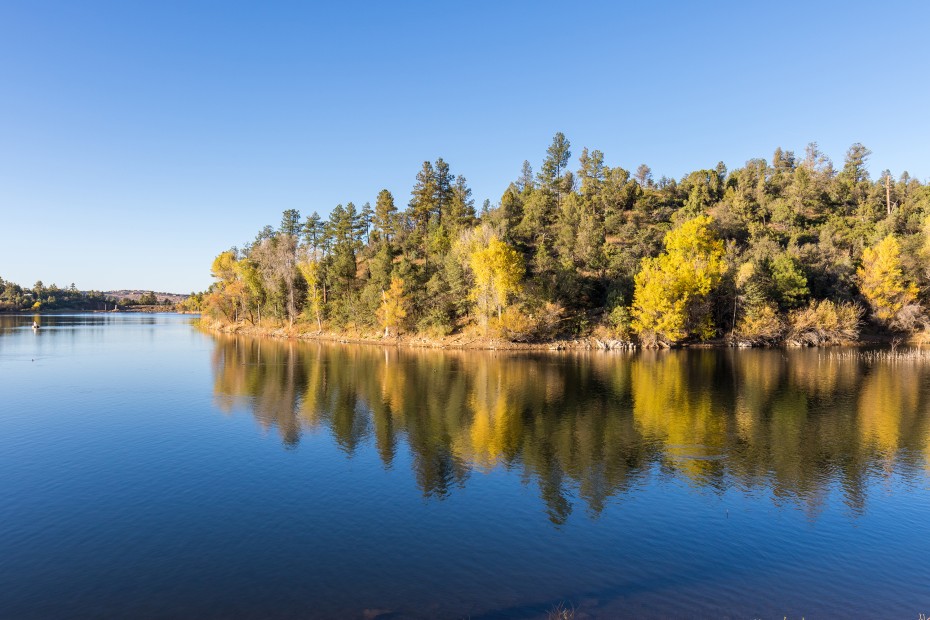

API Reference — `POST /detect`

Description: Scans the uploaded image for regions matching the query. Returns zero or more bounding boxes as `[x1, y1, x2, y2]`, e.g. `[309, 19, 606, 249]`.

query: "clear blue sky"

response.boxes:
[2, 0, 928, 293]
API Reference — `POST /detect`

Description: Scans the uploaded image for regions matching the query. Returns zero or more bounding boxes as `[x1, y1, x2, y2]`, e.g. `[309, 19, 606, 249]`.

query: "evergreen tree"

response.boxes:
[517, 160, 534, 193]
[372, 189, 398, 246]
[435, 157, 454, 224]
[538, 132, 572, 205]
[359, 202, 373, 244]
[280, 209, 301, 237]
[303, 212, 324, 254]
[409, 161, 438, 242]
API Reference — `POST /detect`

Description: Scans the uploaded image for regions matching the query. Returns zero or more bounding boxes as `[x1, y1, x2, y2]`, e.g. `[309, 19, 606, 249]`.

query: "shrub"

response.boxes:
[892, 303, 929, 333]
[491, 302, 564, 342]
[534, 302, 564, 340]
[733, 303, 785, 345]
[493, 306, 535, 341]
[607, 302, 633, 340]
[787, 300, 863, 346]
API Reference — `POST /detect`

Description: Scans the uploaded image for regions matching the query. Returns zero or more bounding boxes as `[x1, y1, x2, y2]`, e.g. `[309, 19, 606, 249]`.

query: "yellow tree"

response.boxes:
[376, 276, 408, 337]
[297, 258, 324, 331]
[211, 251, 238, 283]
[235, 259, 264, 324]
[631, 215, 726, 345]
[469, 236, 524, 334]
[857, 234, 917, 325]
[209, 251, 245, 322]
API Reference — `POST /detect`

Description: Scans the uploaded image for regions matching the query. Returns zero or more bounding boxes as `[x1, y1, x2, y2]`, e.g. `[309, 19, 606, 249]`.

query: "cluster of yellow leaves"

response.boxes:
[735, 303, 784, 343]
[376, 277, 408, 337]
[469, 236, 524, 333]
[786, 299, 863, 345]
[209, 251, 246, 322]
[208, 251, 268, 324]
[857, 234, 918, 325]
[631, 215, 726, 344]
[297, 259, 324, 330]
[492, 305, 534, 341]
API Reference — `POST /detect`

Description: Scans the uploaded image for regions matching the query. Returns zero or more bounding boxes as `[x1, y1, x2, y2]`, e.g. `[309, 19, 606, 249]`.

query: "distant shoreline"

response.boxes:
[0, 306, 189, 315]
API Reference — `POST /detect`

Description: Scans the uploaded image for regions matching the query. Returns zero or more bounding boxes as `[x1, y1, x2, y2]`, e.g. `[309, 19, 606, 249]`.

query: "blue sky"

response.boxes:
[1, 0, 928, 293]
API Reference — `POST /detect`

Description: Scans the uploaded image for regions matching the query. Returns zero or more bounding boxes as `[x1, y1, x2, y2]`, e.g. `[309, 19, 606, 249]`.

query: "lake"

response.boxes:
[1, 313, 929, 618]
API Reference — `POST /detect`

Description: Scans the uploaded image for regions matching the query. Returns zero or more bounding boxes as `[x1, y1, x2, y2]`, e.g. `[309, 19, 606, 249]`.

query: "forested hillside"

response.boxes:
[0, 280, 179, 312]
[196, 134, 930, 346]
[0, 280, 116, 312]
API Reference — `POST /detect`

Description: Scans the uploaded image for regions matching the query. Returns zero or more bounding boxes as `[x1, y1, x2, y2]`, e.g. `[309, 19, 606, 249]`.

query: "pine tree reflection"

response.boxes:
[210, 335, 930, 523]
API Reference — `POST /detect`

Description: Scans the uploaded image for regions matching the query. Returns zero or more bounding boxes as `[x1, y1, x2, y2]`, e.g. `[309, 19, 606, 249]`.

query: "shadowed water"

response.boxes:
[2, 314, 929, 618]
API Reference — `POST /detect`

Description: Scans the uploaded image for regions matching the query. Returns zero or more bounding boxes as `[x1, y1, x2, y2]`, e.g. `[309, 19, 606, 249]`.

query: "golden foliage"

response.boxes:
[376, 277, 408, 337]
[857, 234, 918, 327]
[631, 215, 726, 345]
[858, 363, 918, 456]
[787, 299, 863, 346]
[297, 258, 324, 330]
[734, 303, 785, 345]
[469, 236, 524, 334]
[490, 305, 534, 340]
[631, 353, 724, 479]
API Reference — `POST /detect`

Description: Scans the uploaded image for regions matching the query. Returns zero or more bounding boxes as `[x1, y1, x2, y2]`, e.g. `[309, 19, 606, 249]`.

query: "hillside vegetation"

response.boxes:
[192, 135, 930, 347]
[0, 281, 181, 312]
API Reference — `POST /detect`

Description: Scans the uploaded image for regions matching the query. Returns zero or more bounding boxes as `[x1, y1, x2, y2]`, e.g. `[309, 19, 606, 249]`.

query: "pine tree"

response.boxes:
[538, 132, 571, 205]
[577, 147, 605, 199]
[372, 189, 398, 246]
[410, 160, 438, 235]
[435, 157, 454, 224]
[517, 160, 534, 193]
[303, 212, 324, 254]
[448, 175, 476, 231]
[359, 202, 373, 244]
[280, 209, 301, 237]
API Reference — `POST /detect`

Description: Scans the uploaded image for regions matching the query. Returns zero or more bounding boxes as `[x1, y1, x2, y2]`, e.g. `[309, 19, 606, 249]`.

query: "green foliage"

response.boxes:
[769, 254, 809, 309]
[138, 291, 158, 305]
[192, 137, 930, 345]
[538, 132, 571, 193]
[0, 280, 107, 313]
[607, 304, 633, 340]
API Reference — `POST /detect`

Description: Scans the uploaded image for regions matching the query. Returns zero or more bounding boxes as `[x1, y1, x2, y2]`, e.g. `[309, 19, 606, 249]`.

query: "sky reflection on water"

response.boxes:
[1, 314, 929, 618]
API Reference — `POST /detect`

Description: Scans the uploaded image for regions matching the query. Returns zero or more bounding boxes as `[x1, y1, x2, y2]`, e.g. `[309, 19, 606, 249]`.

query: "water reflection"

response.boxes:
[210, 335, 930, 523]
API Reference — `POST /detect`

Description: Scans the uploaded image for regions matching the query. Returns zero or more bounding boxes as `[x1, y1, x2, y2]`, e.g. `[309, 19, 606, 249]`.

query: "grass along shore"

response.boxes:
[197, 316, 930, 351]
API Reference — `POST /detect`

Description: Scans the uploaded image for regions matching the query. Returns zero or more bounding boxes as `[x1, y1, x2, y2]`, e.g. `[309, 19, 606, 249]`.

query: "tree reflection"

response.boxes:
[210, 335, 930, 524]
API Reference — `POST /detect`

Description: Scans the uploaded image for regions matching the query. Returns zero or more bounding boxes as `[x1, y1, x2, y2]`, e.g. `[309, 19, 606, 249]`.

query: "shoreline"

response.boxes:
[0, 306, 184, 314]
[198, 318, 929, 351]
[201, 318, 616, 351]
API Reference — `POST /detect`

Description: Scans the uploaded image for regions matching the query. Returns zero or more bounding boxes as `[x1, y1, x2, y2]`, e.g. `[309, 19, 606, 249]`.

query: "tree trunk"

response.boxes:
[886, 173, 892, 216]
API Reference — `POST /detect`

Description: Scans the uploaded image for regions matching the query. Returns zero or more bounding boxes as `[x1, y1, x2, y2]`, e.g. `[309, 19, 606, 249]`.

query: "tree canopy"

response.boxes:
[198, 134, 930, 345]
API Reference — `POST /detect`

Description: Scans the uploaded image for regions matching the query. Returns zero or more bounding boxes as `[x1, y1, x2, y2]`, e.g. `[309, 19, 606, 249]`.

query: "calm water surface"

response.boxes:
[1, 314, 929, 618]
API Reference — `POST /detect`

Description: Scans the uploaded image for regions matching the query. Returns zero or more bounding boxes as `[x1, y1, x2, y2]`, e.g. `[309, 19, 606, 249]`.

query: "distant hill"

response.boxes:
[105, 290, 190, 303]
